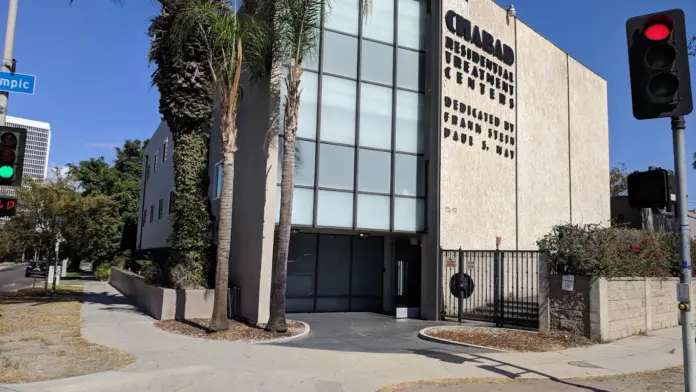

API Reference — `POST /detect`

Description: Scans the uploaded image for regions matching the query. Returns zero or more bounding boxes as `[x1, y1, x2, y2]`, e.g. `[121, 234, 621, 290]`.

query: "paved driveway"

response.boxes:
[274, 312, 495, 355]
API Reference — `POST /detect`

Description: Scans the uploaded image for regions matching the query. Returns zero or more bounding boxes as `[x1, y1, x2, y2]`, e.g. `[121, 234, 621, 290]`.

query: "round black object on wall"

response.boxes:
[449, 273, 475, 299]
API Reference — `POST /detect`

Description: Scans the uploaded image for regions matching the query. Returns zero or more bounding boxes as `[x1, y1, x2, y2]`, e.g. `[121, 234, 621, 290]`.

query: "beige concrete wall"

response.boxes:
[549, 276, 692, 342]
[109, 268, 215, 320]
[568, 57, 610, 226]
[605, 278, 647, 341]
[223, 74, 278, 324]
[439, 0, 517, 250]
[438, 0, 609, 251]
[515, 22, 571, 250]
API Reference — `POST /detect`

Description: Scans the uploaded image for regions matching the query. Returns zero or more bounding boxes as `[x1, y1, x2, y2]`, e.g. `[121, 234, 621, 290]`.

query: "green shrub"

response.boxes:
[94, 263, 111, 281]
[537, 224, 678, 278]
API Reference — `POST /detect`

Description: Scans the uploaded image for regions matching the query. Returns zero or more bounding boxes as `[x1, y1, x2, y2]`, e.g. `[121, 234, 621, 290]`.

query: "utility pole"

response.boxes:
[672, 116, 696, 390]
[0, 0, 18, 126]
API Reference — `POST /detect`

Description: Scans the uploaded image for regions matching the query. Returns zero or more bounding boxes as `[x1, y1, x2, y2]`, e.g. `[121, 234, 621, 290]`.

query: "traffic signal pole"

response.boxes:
[672, 115, 696, 391]
[0, 0, 18, 126]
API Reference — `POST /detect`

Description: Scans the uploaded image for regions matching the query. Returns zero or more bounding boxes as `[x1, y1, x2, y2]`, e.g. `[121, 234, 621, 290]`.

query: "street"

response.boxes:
[0, 263, 36, 292]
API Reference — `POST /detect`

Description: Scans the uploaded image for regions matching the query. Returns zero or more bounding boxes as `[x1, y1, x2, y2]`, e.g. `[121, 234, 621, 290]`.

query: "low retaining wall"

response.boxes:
[548, 275, 694, 342]
[109, 267, 215, 320]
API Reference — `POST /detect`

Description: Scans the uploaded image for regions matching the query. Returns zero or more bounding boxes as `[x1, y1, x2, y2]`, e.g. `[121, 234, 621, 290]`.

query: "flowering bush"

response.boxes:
[537, 224, 678, 278]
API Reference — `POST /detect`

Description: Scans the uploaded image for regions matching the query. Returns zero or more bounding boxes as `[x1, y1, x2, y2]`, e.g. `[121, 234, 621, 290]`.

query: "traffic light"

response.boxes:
[627, 168, 674, 209]
[0, 126, 26, 187]
[626, 9, 692, 120]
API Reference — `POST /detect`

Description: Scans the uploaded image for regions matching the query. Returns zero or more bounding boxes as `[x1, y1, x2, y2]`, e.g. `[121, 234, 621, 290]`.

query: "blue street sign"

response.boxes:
[0, 71, 35, 95]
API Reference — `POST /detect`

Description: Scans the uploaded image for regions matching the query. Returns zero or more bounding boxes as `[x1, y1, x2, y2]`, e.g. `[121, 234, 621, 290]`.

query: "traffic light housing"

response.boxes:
[627, 168, 674, 209]
[626, 9, 693, 120]
[0, 126, 26, 187]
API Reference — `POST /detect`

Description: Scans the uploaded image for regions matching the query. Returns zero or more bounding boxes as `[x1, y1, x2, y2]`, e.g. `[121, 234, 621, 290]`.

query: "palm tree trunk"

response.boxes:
[209, 39, 243, 332]
[266, 66, 303, 332]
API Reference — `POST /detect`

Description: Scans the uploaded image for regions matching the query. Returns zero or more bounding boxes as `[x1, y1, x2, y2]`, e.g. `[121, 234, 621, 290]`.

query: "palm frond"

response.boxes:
[169, 0, 242, 96]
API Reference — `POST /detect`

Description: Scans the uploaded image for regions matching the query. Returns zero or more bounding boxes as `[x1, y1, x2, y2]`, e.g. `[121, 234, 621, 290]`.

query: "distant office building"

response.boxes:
[0, 115, 51, 198]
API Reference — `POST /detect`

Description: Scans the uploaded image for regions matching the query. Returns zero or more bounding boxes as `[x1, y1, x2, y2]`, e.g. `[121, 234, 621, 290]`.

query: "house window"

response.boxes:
[144, 155, 150, 182]
[214, 161, 223, 199]
[142, 209, 147, 226]
[162, 139, 168, 162]
[158, 198, 164, 219]
[168, 190, 174, 214]
[150, 205, 154, 223]
[154, 151, 159, 173]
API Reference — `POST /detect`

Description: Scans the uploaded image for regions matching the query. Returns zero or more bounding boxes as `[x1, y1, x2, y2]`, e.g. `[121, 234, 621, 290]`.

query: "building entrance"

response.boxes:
[285, 233, 384, 313]
[394, 238, 422, 313]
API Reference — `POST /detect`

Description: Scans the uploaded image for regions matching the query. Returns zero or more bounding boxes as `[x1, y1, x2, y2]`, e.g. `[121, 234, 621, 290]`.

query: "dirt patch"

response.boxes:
[0, 285, 135, 384]
[377, 366, 683, 392]
[155, 318, 306, 342]
[423, 326, 592, 352]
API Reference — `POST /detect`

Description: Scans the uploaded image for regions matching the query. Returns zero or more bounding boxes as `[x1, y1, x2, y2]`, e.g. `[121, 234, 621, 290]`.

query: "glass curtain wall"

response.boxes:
[276, 0, 427, 233]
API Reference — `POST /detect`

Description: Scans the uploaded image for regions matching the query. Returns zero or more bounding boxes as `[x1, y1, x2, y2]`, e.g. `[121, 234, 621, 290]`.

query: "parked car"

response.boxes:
[25, 261, 47, 277]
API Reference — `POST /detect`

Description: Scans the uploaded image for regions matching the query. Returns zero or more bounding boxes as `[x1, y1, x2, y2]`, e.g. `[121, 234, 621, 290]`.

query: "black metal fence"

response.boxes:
[442, 248, 540, 329]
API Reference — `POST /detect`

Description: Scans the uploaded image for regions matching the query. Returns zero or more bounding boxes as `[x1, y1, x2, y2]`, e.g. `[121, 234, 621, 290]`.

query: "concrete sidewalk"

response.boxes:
[0, 281, 685, 392]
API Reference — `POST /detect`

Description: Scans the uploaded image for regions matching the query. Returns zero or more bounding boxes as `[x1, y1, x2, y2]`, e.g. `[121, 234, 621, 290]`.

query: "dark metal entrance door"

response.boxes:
[441, 249, 540, 329]
[395, 238, 421, 309]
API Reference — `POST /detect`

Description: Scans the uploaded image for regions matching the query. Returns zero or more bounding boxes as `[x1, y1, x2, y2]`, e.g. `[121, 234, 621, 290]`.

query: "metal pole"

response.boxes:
[51, 239, 59, 292]
[0, 0, 18, 125]
[672, 115, 696, 391]
[458, 248, 464, 323]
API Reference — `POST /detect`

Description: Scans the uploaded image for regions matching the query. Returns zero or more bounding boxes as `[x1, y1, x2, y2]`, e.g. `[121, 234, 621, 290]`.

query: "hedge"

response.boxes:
[536, 223, 694, 279]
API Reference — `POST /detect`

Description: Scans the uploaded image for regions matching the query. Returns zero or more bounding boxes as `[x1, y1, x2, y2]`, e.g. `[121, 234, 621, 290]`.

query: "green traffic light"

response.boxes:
[0, 165, 14, 179]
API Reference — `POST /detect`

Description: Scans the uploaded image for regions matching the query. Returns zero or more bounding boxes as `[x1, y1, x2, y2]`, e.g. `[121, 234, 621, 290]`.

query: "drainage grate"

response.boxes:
[313, 379, 344, 392]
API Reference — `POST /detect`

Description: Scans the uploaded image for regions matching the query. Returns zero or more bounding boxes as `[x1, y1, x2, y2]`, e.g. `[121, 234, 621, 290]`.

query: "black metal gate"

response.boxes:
[441, 248, 540, 329]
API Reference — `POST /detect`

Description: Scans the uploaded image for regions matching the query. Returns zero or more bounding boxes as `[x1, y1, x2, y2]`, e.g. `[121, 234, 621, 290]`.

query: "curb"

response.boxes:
[417, 326, 507, 352]
[255, 320, 310, 344]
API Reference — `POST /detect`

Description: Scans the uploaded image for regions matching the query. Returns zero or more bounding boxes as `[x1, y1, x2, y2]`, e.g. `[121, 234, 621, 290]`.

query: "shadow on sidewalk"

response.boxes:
[408, 349, 609, 392]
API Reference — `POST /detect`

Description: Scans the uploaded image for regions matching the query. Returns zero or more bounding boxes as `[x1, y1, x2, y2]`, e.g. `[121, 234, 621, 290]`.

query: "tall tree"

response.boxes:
[245, 0, 372, 332]
[149, 0, 218, 289]
[68, 139, 148, 262]
[170, 0, 243, 331]
[610, 162, 629, 197]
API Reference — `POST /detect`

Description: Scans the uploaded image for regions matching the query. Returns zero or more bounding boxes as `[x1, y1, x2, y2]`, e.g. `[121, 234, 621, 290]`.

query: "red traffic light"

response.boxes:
[644, 15, 673, 41]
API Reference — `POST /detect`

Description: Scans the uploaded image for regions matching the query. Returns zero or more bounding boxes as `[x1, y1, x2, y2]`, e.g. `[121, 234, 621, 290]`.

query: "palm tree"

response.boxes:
[244, 0, 372, 332]
[168, 0, 243, 331]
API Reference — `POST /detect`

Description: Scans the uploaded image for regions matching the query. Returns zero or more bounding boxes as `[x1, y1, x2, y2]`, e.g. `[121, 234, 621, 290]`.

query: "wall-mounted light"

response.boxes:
[359, 233, 369, 238]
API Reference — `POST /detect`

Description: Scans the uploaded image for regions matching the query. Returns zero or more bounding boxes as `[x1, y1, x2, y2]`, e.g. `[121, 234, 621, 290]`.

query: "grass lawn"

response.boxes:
[0, 284, 134, 384]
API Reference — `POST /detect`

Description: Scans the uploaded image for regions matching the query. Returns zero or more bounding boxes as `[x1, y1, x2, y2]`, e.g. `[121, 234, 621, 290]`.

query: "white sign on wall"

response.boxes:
[561, 275, 575, 292]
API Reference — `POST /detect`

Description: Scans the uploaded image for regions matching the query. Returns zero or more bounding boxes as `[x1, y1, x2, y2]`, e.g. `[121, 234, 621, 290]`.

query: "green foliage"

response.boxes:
[94, 263, 111, 281]
[149, 0, 216, 289]
[537, 223, 678, 278]
[68, 139, 147, 258]
[610, 162, 629, 197]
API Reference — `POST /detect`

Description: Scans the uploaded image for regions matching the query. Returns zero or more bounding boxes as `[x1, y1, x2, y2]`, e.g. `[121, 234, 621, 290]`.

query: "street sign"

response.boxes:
[0, 71, 35, 95]
[0, 197, 16, 217]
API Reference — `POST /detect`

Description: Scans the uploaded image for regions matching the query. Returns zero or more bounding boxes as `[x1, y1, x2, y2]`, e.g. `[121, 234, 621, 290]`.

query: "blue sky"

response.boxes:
[0, 0, 695, 199]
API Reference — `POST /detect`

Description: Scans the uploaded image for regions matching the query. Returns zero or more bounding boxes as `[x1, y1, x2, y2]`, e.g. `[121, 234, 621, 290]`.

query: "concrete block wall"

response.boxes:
[548, 275, 591, 336]
[547, 275, 692, 342]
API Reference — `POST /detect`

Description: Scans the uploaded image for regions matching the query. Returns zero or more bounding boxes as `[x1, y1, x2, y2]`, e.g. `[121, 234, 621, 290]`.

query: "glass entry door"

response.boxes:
[394, 238, 421, 309]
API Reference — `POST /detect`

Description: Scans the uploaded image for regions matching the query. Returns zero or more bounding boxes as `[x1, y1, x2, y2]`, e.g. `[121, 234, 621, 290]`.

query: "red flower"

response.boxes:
[632, 244, 642, 252]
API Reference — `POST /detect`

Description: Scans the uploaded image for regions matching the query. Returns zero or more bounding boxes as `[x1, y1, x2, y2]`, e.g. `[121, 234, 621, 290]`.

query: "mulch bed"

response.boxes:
[425, 326, 592, 352]
[154, 318, 305, 342]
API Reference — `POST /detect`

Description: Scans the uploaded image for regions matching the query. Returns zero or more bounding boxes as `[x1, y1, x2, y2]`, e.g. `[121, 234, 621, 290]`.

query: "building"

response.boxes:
[0, 115, 51, 198]
[137, 0, 609, 324]
[611, 196, 696, 240]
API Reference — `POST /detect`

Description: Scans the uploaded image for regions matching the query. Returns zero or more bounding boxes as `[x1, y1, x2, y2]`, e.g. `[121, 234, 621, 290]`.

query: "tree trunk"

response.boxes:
[209, 39, 243, 332]
[266, 65, 303, 332]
